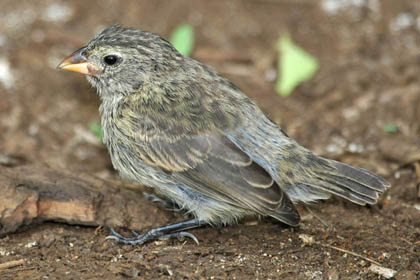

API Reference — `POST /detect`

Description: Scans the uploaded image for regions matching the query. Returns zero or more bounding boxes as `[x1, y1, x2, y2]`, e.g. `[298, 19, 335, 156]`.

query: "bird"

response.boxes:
[57, 25, 390, 245]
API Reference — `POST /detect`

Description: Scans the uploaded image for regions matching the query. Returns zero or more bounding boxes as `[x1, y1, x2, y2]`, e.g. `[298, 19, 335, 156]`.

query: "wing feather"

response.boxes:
[115, 93, 300, 226]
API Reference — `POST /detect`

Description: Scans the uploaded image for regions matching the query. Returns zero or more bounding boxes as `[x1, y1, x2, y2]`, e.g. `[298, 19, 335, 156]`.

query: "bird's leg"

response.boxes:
[106, 218, 205, 245]
[143, 192, 182, 211]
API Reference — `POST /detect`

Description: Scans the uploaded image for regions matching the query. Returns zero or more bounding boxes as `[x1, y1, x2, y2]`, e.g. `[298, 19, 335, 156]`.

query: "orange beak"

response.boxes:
[57, 47, 100, 75]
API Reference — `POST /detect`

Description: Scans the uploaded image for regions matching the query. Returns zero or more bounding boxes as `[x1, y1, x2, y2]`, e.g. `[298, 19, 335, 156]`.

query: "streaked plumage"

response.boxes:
[58, 25, 390, 244]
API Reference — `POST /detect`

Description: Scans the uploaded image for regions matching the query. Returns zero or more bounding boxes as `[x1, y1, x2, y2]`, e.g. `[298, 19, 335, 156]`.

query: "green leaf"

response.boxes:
[170, 23, 195, 57]
[383, 123, 398, 133]
[275, 34, 319, 97]
[89, 122, 103, 142]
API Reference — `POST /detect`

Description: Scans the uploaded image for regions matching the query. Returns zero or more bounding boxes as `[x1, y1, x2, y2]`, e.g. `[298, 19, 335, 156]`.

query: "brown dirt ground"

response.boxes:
[1, 0, 419, 279]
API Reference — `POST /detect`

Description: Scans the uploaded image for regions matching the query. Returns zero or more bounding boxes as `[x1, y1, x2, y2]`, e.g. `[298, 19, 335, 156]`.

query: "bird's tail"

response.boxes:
[283, 154, 390, 205]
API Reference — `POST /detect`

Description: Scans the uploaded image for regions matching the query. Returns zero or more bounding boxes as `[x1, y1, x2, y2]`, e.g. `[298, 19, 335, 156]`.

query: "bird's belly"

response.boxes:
[105, 139, 159, 184]
[105, 138, 253, 225]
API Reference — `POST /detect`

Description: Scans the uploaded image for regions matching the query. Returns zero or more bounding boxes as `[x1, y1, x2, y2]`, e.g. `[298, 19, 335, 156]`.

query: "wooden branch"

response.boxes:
[0, 165, 171, 236]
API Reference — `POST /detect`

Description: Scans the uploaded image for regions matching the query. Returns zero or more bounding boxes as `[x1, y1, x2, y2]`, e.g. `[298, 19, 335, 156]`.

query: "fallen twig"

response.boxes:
[299, 234, 381, 265]
[318, 243, 381, 266]
[0, 259, 25, 270]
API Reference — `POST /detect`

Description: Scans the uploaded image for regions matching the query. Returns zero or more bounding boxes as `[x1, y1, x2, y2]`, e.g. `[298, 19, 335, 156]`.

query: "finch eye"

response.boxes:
[103, 55, 119, 66]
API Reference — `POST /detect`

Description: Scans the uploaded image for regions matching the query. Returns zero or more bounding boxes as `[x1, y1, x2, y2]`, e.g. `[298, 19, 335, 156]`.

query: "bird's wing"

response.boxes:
[114, 96, 299, 226]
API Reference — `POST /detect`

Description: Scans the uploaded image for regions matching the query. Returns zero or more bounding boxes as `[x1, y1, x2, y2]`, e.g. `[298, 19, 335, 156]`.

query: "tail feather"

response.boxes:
[312, 159, 390, 205]
[298, 182, 374, 205]
[284, 157, 390, 205]
[317, 173, 379, 199]
[312, 178, 378, 205]
[333, 161, 389, 192]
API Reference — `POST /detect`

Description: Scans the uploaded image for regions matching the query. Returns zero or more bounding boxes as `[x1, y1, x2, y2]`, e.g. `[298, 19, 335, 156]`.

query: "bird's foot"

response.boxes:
[106, 227, 199, 245]
[105, 218, 204, 246]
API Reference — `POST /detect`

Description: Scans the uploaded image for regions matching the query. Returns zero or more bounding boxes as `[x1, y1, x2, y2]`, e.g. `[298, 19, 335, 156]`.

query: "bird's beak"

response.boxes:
[57, 46, 100, 76]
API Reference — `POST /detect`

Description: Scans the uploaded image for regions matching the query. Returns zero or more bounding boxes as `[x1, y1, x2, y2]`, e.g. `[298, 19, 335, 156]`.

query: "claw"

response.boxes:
[105, 235, 120, 241]
[157, 231, 200, 245]
[131, 230, 140, 237]
[177, 232, 200, 245]
[107, 227, 125, 239]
